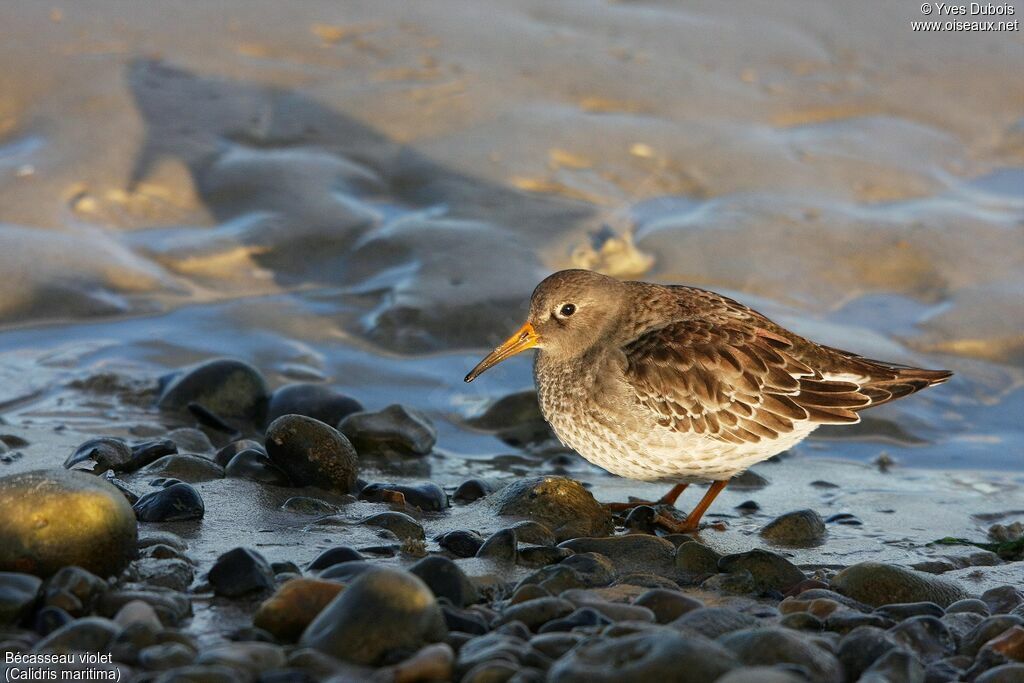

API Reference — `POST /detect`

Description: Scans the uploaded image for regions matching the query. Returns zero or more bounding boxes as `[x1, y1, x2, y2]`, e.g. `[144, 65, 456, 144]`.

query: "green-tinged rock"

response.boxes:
[832, 562, 969, 608]
[491, 477, 613, 542]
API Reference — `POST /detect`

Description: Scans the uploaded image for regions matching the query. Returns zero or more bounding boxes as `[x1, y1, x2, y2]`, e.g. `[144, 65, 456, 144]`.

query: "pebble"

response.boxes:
[476, 529, 518, 563]
[719, 627, 843, 683]
[152, 664, 237, 682]
[947, 598, 991, 616]
[265, 415, 359, 492]
[452, 478, 496, 504]
[497, 597, 575, 631]
[195, 641, 287, 675]
[34, 606, 73, 636]
[547, 630, 740, 682]
[387, 642, 455, 683]
[759, 509, 826, 546]
[113, 600, 163, 630]
[207, 547, 275, 597]
[409, 555, 479, 607]
[32, 616, 119, 653]
[633, 589, 703, 624]
[359, 482, 447, 511]
[716, 667, 808, 683]
[518, 546, 573, 568]
[490, 477, 613, 542]
[874, 601, 945, 620]
[976, 663, 1024, 682]
[0, 572, 42, 626]
[166, 427, 215, 454]
[831, 562, 969, 608]
[962, 616, 1024, 657]
[214, 439, 264, 467]
[300, 567, 447, 665]
[338, 404, 437, 457]
[266, 383, 363, 427]
[559, 535, 676, 576]
[540, 606, 611, 632]
[508, 521, 556, 547]
[437, 530, 485, 558]
[140, 454, 224, 482]
[280, 496, 338, 515]
[360, 511, 425, 541]
[858, 648, 924, 683]
[307, 546, 364, 571]
[138, 642, 196, 670]
[225, 449, 291, 486]
[157, 358, 270, 424]
[983, 586, 1024, 615]
[676, 541, 723, 576]
[133, 482, 205, 522]
[717, 549, 806, 593]
[43, 566, 107, 617]
[63, 437, 133, 472]
[0, 469, 138, 578]
[129, 439, 179, 471]
[888, 615, 955, 662]
[133, 557, 194, 592]
[98, 587, 192, 626]
[672, 607, 762, 639]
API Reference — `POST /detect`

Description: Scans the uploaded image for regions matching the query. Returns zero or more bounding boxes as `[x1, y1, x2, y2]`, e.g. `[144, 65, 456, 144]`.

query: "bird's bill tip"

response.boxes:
[464, 322, 538, 382]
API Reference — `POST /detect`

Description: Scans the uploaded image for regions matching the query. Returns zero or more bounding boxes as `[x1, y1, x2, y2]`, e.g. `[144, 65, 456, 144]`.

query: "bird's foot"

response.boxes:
[653, 513, 728, 535]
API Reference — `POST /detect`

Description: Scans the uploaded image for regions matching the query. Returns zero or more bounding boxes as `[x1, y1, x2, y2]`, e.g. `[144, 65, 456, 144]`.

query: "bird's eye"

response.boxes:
[558, 303, 577, 317]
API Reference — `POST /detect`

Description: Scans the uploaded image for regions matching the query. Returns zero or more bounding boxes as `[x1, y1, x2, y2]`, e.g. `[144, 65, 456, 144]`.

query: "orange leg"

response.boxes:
[656, 479, 729, 533]
[606, 483, 689, 512]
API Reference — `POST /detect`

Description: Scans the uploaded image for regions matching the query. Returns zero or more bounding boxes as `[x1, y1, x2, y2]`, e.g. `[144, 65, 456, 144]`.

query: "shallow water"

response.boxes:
[0, 0, 1021, 481]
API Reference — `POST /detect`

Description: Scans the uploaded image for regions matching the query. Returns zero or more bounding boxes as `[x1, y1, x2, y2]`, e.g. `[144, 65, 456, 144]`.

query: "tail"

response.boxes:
[856, 364, 952, 409]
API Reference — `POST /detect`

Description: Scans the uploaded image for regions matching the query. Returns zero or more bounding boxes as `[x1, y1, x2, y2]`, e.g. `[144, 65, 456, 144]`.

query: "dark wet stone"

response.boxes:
[272, 561, 301, 576]
[718, 549, 806, 593]
[702, 569, 758, 596]
[33, 616, 119, 653]
[476, 529, 518, 563]
[734, 500, 761, 514]
[410, 555, 479, 608]
[441, 606, 487, 635]
[98, 587, 191, 626]
[266, 383, 363, 428]
[559, 535, 675, 577]
[308, 547, 363, 571]
[491, 477, 613, 542]
[437, 530, 485, 558]
[100, 472, 139, 504]
[497, 597, 574, 631]
[265, 415, 358, 493]
[983, 586, 1024, 615]
[832, 562, 969, 608]
[888, 615, 955, 662]
[875, 602, 945, 621]
[623, 505, 659, 533]
[825, 611, 895, 634]
[634, 589, 703, 624]
[300, 567, 447, 665]
[33, 606, 73, 636]
[796, 588, 872, 613]
[360, 511, 425, 541]
[138, 642, 197, 670]
[149, 477, 182, 488]
[719, 627, 842, 683]
[208, 547, 275, 598]
[547, 629, 739, 682]
[280, 496, 338, 515]
[139, 454, 224, 482]
[338, 404, 437, 458]
[976, 663, 1024, 682]
[961, 615, 1024, 657]
[452, 478, 496, 504]
[518, 546, 573, 568]
[529, 632, 583, 660]
[0, 572, 41, 626]
[759, 509, 826, 546]
[465, 390, 555, 449]
[671, 607, 761, 639]
[539, 606, 612, 633]
[133, 482, 205, 522]
[779, 612, 823, 631]
[166, 428, 214, 454]
[510, 584, 550, 605]
[152, 664, 237, 682]
[924, 658, 966, 682]
[359, 482, 447, 512]
[824, 512, 862, 526]
[157, 358, 270, 424]
[508, 521, 556, 547]
[42, 566, 107, 617]
[942, 611, 986, 643]
[129, 439, 179, 471]
[858, 648, 925, 683]
[225, 449, 290, 486]
[64, 437, 132, 472]
[675, 541, 723, 576]
[134, 557, 194, 592]
[252, 578, 345, 643]
[0, 469, 137, 578]
[947, 598, 991, 616]
[317, 561, 378, 584]
[214, 439, 264, 467]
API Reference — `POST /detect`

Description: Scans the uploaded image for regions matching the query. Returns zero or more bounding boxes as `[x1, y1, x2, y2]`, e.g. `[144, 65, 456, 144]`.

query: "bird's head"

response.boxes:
[465, 269, 626, 382]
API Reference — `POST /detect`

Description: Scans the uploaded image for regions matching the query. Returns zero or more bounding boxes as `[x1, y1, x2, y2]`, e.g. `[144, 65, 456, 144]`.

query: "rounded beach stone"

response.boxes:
[300, 567, 447, 665]
[214, 439, 264, 467]
[759, 509, 826, 546]
[307, 546, 363, 571]
[719, 627, 842, 683]
[490, 476, 613, 542]
[266, 383, 363, 427]
[409, 555, 479, 607]
[0, 469, 137, 578]
[359, 482, 447, 511]
[717, 549, 806, 593]
[133, 483, 205, 522]
[265, 414, 358, 492]
[832, 562, 968, 608]
[225, 449, 290, 486]
[338, 404, 437, 457]
[634, 589, 703, 624]
[716, 667, 808, 683]
[207, 547, 275, 598]
[547, 629, 739, 682]
[253, 578, 344, 642]
[558, 535, 676, 576]
[157, 358, 269, 423]
[64, 437, 133, 472]
[0, 572, 42, 626]
[139, 454, 224, 482]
